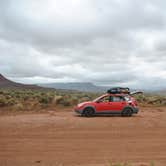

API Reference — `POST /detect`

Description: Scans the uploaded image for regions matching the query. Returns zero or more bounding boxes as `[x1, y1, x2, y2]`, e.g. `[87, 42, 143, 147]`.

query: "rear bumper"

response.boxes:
[132, 107, 139, 114]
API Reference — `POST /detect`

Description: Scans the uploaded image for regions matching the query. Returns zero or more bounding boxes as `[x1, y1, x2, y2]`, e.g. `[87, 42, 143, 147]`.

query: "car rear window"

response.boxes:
[124, 96, 130, 101]
[110, 96, 125, 102]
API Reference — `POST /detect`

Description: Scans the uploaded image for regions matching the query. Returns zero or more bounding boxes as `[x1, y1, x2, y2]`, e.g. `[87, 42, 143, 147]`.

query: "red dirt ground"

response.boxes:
[0, 106, 166, 166]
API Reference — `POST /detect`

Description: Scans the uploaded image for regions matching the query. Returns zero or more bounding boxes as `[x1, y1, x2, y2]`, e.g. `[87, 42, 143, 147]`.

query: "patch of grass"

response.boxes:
[108, 161, 131, 166]
[150, 161, 155, 166]
[108, 161, 155, 166]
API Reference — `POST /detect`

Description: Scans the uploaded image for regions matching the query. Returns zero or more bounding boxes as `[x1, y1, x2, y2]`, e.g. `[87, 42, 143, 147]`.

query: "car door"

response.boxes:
[109, 96, 126, 112]
[95, 96, 113, 113]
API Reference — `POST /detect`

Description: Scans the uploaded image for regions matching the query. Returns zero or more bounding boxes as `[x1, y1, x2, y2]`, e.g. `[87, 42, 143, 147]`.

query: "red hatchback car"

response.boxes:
[74, 93, 139, 117]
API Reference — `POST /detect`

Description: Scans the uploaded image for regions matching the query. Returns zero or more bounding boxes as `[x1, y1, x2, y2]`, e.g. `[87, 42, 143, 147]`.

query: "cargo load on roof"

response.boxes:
[107, 87, 130, 94]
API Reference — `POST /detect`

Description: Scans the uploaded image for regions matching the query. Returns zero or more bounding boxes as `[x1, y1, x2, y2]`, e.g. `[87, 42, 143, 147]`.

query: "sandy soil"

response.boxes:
[0, 106, 166, 166]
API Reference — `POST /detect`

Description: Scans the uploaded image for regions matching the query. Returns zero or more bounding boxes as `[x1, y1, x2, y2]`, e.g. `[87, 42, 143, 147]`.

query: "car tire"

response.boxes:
[82, 107, 95, 117]
[122, 107, 133, 117]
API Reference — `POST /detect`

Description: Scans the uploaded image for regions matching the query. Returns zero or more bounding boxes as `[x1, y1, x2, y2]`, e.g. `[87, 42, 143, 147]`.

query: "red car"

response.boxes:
[74, 93, 139, 117]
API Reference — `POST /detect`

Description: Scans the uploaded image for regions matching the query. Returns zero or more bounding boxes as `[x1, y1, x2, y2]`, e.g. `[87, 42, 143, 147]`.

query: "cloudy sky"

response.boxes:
[0, 0, 166, 90]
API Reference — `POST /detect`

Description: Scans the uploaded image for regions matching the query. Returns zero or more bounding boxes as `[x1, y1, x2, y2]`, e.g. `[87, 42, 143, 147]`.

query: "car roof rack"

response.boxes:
[107, 87, 130, 94]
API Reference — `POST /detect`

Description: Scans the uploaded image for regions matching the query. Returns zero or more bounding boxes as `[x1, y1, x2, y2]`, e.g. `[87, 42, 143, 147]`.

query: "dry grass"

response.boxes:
[108, 160, 155, 166]
[0, 89, 99, 111]
[134, 94, 166, 106]
[0, 89, 165, 111]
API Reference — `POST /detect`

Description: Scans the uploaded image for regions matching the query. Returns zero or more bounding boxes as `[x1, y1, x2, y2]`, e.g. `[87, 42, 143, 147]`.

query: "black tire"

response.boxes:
[121, 108, 133, 117]
[82, 107, 95, 117]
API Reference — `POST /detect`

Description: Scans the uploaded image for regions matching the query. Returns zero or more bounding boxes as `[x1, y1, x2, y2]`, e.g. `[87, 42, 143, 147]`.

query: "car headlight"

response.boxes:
[78, 103, 84, 107]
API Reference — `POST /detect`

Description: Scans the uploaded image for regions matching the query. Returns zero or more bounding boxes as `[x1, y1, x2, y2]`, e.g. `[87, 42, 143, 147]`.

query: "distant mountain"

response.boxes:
[38, 82, 108, 92]
[39, 82, 166, 94]
[152, 90, 166, 96]
[0, 74, 44, 90]
[1, 73, 165, 94]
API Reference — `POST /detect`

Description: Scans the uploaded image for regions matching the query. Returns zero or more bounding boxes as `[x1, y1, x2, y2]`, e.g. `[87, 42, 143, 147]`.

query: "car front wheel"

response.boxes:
[82, 107, 95, 117]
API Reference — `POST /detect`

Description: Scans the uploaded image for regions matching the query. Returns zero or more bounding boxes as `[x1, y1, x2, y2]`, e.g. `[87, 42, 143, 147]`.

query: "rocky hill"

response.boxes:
[0, 74, 43, 90]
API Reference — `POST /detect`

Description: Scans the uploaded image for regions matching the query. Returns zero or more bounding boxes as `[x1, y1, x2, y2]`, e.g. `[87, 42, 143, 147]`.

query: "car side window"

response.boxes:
[111, 96, 125, 102]
[99, 96, 110, 103]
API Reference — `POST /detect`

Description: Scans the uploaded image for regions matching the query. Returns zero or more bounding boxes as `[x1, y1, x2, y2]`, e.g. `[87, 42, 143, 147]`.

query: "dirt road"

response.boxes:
[0, 106, 166, 166]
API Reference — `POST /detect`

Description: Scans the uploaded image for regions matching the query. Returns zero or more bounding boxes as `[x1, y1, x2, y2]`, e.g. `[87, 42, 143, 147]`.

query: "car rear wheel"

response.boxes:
[122, 108, 133, 117]
[82, 107, 95, 117]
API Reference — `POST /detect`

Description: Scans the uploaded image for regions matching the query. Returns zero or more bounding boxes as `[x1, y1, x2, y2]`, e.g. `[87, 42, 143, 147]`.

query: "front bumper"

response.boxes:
[74, 109, 83, 114]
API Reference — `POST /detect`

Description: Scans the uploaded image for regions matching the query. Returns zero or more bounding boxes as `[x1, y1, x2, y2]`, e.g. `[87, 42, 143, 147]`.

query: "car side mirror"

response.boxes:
[96, 100, 101, 103]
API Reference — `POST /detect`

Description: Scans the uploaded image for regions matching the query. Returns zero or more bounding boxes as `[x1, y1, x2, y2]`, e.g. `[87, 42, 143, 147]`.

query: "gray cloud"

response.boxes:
[0, 0, 166, 90]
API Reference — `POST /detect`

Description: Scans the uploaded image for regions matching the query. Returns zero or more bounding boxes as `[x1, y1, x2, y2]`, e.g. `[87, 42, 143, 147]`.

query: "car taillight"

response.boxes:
[128, 100, 137, 107]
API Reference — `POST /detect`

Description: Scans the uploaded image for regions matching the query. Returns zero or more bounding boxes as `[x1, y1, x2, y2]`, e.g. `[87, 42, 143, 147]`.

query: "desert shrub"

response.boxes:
[38, 95, 50, 104]
[0, 91, 4, 95]
[47, 95, 54, 102]
[150, 161, 155, 166]
[5, 95, 12, 100]
[69, 97, 79, 105]
[109, 161, 155, 166]
[79, 96, 90, 102]
[109, 161, 132, 166]
[61, 100, 71, 106]
[13, 103, 24, 111]
[55, 96, 71, 106]
[135, 94, 147, 102]
[144, 96, 166, 106]
[134, 94, 166, 106]
[52, 95, 63, 105]
[161, 99, 166, 105]
[6, 98, 17, 106]
[22, 94, 29, 101]
[14, 92, 22, 99]
[0, 96, 7, 106]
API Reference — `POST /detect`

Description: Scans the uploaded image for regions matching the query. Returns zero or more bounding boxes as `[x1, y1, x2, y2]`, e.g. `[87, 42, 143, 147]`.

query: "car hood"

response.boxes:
[78, 101, 92, 107]
[80, 101, 92, 104]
